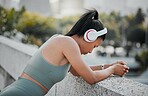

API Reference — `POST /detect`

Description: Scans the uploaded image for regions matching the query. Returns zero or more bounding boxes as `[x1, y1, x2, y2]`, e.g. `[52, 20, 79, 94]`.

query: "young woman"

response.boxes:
[0, 9, 129, 96]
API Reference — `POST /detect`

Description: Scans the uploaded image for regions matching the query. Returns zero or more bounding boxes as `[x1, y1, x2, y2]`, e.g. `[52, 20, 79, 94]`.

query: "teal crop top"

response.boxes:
[23, 46, 71, 90]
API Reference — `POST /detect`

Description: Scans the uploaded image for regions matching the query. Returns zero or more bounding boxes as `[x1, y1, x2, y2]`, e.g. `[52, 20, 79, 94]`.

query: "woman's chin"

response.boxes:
[82, 53, 88, 55]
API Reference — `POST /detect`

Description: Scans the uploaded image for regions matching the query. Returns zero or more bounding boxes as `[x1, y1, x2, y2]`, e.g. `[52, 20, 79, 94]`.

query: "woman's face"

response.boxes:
[80, 38, 103, 55]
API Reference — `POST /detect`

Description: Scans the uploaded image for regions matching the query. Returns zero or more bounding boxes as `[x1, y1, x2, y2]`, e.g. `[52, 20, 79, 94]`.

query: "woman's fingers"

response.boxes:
[112, 63, 130, 77]
[120, 65, 129, 76]
[123, 68, 126, 72]
[123, 68, 129, 73]
[112, 61, 127, 66]
[117, 61, 127, 65]
[122, 65, 129, 76]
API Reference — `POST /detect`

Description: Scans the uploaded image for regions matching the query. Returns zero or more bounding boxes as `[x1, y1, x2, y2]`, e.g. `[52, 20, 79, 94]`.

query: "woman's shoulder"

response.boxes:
[55, 35, 79, 49]
[51, 34, 76, 44]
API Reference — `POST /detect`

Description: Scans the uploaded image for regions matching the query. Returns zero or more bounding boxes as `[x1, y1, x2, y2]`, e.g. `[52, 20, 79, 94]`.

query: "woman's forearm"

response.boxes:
[70, 64, 113, 76]
[70, 61, 128, 84]
[90, 64, 113, 71]
[93, 66, 114, 83]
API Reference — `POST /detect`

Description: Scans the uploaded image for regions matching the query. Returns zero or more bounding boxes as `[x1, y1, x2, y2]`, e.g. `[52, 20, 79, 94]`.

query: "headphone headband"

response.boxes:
[95, 28, 107, 37]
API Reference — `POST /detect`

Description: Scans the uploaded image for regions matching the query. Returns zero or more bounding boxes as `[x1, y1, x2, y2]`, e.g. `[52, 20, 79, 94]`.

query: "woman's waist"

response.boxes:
[12, 77, 47, 96]
[19, 72, 49, 94]
[23, 65, 55, 90]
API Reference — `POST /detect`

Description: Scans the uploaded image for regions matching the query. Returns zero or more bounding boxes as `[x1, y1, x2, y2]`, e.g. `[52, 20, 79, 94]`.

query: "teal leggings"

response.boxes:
[0, 78, 46, 96]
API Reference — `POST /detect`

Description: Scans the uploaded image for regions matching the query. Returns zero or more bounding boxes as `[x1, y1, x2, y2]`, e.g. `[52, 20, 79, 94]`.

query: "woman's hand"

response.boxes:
[111, 61, 129, 77]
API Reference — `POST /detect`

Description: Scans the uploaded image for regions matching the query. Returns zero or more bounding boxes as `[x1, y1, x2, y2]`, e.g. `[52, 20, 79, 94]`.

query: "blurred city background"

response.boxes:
[0, 0, 148, 85]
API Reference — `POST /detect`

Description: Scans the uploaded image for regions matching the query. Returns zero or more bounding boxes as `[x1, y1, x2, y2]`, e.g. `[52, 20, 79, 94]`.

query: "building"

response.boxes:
[19, 0, 51, 16]
[49, 0, 84, 17]
[0, 0, 148, 17]
[0, 0, 19, 10]
[84, 0, 148, 15]
[19, 0, 84, 17]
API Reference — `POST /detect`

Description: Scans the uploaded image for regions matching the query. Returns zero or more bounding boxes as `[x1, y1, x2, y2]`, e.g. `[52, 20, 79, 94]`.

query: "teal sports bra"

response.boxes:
[23, 38, 71, 91]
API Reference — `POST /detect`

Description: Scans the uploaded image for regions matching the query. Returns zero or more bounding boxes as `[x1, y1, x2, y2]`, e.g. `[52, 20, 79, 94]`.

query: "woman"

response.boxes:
[0, 9, 129, 96]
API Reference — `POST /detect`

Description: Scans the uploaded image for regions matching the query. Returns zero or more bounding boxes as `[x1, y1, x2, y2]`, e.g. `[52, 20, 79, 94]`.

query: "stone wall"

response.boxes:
[48, 73, 148, 96]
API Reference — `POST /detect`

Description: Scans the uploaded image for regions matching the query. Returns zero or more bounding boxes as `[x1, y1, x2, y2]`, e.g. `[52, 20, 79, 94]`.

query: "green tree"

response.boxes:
[59, 16, 79, 34]
[135, 50, 148, 72]
[126, 26, 146, 44]
[0, 6, 25, 36]
[100, 11, 122, 46]
[16, 11, 57, 46]
[134, 8, 145, 25]
[0, 5, 7, 34]
[126, 8, 146, 45]
[5, 8, 16, 32]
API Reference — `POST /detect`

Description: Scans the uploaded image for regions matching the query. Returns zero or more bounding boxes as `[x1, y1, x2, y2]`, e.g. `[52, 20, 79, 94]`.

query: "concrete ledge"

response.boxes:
[0, 36, 38, 80]
[0, 36, 148, 96]
[52, 73, 148, 96]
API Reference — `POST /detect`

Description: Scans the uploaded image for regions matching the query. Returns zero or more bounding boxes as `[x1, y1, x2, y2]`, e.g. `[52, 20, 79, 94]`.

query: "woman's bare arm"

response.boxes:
[62, 37, 116, 84]
[70, 61, 128, 76]
[70, 64, 112, 76]
[62, 37, 129, 84]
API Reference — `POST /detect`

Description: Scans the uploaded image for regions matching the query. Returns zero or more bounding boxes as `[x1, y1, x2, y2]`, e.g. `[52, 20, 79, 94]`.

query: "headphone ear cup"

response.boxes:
[84, 29, 98, 42]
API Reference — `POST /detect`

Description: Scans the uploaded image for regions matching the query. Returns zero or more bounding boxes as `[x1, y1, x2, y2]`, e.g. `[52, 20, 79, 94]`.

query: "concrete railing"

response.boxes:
[0, 36, 148, 96]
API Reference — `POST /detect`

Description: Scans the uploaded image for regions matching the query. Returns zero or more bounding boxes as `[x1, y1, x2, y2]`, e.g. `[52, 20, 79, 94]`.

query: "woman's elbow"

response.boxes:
[70, 72, 80, 77]
[86, 76, 99, 85]
[87, 72, 105, 85]
[86, 80, 96, 85]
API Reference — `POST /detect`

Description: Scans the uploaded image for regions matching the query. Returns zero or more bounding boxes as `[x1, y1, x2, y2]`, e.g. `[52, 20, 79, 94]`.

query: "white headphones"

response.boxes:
[84, 28, 107, 42]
